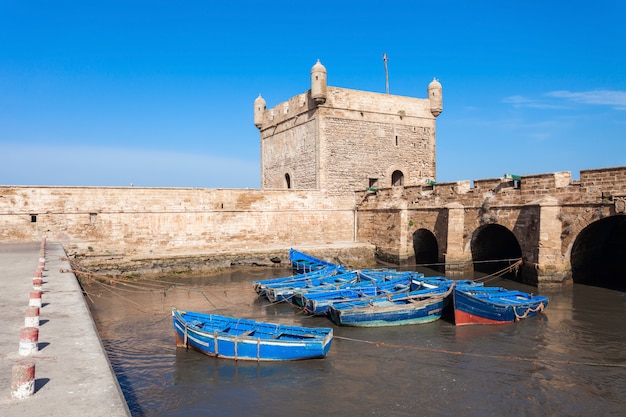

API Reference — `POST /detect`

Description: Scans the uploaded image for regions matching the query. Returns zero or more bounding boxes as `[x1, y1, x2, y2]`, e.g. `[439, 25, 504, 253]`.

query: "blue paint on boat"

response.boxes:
[453, 287, 549, 325]
[253, 265, 342, 297]
[289, 248, 343, 274]
[301, 277, 413, 315]
[172, 308, 333, 361]
[327, 281, 456, 327]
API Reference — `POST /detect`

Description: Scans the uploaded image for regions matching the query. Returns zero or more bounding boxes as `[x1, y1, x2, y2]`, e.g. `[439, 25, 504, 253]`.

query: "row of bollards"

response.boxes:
[11, 238, 47, 400]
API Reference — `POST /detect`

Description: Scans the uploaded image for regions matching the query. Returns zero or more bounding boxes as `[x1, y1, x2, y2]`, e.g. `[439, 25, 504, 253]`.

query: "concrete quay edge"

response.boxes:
[0, 241, 131, 416]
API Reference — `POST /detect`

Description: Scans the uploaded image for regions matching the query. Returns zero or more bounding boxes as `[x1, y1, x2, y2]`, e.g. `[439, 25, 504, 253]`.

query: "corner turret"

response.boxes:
[428, 78, 443, 117]
[254, 94, 266, 129]
[311, 59, 327, 105]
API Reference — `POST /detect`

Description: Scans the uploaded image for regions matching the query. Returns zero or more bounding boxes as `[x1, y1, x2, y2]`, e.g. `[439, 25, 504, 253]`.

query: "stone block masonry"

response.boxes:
[355, 166, 626, 286]
[256, 74, 439, 196]
[0, 186, 371, 276]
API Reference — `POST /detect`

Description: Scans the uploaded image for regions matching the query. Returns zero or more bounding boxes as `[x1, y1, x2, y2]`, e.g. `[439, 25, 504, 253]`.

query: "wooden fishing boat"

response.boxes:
[327, 280, 456, 327]
[290, 248, 342, 273]
[281, 269, 422, 307]
[253, 265, 341, 297]
[300, 272, 420, 315]
[301, 275, 483, 316]
[265, 270, 362, 303]
[172, 308, 333, 361]
[453, 287, 549, 326]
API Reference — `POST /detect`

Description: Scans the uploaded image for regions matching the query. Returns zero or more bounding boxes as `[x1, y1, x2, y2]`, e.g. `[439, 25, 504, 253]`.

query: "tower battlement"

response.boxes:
[254, 60, 442, 195]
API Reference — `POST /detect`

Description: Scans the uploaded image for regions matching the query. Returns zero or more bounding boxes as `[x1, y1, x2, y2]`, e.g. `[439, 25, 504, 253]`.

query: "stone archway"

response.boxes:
[471, 224, 523, 281]
[570, 214, 626, 291]
[412, 228, 439, 270]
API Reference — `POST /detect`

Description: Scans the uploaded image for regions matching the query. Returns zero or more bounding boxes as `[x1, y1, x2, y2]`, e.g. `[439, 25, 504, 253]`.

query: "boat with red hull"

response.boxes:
[453, 287, 548, 325]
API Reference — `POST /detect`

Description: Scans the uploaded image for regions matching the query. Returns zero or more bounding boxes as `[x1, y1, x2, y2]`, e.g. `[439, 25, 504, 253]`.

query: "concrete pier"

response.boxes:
[0, 241, 130, 416]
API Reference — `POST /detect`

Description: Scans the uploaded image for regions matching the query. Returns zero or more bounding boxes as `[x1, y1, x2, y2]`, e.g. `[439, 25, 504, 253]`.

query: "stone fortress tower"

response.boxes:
[254, 60, 443, 196]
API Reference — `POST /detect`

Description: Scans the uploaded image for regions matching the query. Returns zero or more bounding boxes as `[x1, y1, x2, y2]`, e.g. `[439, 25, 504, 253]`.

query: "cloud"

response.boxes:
[502, 95, 565, 109]
[504, 89, 626, 111]
[546, 89, 626, 110]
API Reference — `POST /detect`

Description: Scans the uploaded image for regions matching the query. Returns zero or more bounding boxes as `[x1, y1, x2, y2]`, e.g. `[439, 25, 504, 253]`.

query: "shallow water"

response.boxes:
[83, 268, 626, 417]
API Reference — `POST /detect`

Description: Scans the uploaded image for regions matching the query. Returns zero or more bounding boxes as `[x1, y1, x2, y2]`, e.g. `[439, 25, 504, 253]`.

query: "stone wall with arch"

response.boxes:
[356, 166, 626, 288]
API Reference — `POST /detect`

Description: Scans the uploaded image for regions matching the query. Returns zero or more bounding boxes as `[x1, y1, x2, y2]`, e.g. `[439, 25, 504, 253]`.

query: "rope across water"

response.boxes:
[333, 335, 625, 368]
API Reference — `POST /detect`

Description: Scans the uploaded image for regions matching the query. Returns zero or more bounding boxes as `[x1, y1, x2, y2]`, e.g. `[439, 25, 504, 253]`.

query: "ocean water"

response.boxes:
[83, 267, 626, 417]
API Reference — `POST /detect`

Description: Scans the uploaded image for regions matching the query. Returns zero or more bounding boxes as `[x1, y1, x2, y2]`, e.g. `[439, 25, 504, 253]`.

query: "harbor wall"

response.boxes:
[0, 186, 366, 275]
[355, 166, 626, 285]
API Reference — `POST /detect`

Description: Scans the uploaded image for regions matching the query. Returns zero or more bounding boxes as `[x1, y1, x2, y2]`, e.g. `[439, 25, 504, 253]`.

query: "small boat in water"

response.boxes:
[327, 280, 456, 327]
[265, 270, 362, 303]
[252, 265, 342, 297]
[300, 272, 422, 315]
[172, 308, 333, 361]
[453, 287, 549, 325]
[290, 248, 342, 273]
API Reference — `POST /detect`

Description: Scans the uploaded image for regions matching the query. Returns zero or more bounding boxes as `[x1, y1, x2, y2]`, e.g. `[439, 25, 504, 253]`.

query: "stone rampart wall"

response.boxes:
[363, 167, 626, 211]
[356, 166, 626, 282]
[0, 187, 357, 258]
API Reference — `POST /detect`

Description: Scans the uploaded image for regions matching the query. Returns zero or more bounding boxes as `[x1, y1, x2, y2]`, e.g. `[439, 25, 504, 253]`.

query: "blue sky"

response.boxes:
[1, 1, 625, 188]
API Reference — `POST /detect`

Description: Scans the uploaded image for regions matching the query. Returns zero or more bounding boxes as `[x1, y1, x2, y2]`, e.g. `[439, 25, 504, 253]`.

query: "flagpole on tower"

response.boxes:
[383, 52, 390, 94]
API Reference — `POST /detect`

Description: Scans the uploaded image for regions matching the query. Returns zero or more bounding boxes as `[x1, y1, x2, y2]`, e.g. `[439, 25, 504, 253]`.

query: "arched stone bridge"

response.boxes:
[355, 166, 626, 291]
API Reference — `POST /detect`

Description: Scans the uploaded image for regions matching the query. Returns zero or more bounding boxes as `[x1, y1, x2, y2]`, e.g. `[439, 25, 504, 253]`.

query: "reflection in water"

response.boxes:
[83, 267, 626, 417]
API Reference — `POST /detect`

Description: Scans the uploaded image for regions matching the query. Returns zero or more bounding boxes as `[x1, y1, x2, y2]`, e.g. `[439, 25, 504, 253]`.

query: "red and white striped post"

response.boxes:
[29, 290, 42, 308]
[11, 361, 35, 399]
[19, 327, 39, 356]
[25, 306, 40, 327]
[32, 278, 43, 291]
[33, 269, 43, 279]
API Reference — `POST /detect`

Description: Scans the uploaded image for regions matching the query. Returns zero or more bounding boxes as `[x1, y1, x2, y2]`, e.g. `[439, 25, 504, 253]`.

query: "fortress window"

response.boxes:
[395, 136, 399, 146]
[392, 170, 404, 187]
[30, 214, 37, 223]
[368, 178, 378, 188]
[90, 213, 97, 224]
[285, 173, 291, 189]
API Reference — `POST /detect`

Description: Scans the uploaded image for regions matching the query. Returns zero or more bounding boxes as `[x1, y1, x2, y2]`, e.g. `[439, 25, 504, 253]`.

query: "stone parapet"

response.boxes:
[0, 186, 357, 260]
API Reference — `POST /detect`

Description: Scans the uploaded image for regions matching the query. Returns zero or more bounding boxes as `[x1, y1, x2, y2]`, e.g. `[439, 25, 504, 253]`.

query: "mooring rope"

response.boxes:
[513, 302, 545, 320]
[333, 335, 626, 368]
[473, 259, 523, 283]
[70, 260, 249, 310]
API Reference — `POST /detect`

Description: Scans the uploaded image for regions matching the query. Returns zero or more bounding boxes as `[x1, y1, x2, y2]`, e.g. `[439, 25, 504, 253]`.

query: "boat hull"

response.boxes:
[172, 309, 333, 361]
[290, 248, 341, 274]
[329, 298, 447, 327]
[453, 288, 548, 326]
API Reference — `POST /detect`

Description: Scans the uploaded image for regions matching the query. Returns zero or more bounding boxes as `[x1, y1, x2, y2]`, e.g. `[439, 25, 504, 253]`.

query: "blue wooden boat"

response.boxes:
[290, 248, 342, 273]
[172, 308, 333, 361]
[284, 269, 421, 307]
[300, 272, 419, 315]
[265, 270, 362, 303]
[291, 270, 417, 308]
[253, 265, 341, 297]
[327, 280, 456, 327]
[453, 287, 549, 326]
[301, 276, 482, 316]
